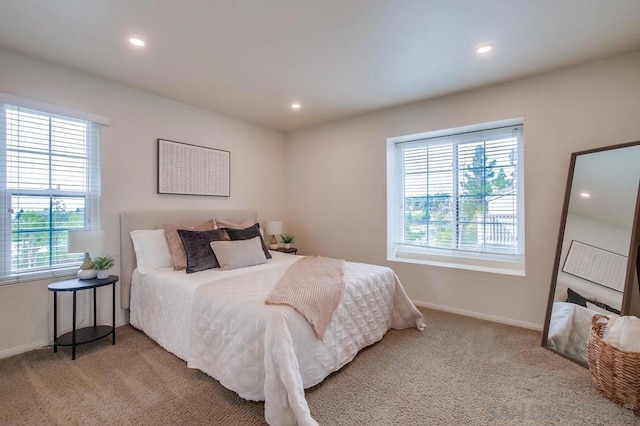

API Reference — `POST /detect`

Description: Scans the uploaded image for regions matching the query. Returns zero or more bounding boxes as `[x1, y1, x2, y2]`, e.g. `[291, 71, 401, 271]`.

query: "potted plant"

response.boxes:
[93, 255, 115, 279]
[281, 233, 295, 249]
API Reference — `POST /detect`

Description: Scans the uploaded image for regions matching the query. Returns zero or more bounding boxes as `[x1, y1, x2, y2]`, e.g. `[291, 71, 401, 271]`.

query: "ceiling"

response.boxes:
[569, 144, 640, 230]
[1, 1, 640, 132]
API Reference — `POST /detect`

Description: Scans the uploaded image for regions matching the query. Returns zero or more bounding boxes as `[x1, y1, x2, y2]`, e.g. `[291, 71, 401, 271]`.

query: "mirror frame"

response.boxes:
[541, 140, 640, 367]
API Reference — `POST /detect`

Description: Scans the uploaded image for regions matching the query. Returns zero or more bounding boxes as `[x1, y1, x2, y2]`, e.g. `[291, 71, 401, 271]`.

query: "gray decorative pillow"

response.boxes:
[210, 237, 268, 270]
[161, 219, 216, 270]
[222, 223, 272, 259]
[177, 228, 229, 273]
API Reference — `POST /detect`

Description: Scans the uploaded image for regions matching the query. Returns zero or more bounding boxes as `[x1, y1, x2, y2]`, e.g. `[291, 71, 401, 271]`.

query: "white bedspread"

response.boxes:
[547, 301, 598, 364]
[130, 252, 424, 425]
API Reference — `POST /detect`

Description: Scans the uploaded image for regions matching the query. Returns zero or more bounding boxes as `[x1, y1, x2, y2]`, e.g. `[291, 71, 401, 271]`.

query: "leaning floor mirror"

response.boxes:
[541, 140, 640, 366]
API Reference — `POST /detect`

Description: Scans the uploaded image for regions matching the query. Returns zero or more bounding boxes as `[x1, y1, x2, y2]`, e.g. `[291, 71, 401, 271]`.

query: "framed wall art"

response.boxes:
[157, 138, 230, 196]
[562, 240, 627, 292]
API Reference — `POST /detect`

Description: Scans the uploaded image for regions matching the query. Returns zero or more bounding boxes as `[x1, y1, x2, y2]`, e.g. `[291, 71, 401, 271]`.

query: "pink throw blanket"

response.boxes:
[265, 256, 345, 339]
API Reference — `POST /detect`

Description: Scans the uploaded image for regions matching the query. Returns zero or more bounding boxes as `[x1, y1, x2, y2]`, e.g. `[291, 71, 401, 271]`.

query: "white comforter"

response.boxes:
[130, 252, 424, 425]
[547, 301, 598, 364]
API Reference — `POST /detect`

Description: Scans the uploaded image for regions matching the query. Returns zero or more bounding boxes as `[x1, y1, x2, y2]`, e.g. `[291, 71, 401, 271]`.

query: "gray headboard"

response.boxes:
[119, 209, 257, 309]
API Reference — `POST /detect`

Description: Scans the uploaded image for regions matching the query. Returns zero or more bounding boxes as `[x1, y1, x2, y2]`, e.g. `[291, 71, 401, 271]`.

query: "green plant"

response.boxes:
[92, 255, 115, 270]
[280, 233, 295, 244]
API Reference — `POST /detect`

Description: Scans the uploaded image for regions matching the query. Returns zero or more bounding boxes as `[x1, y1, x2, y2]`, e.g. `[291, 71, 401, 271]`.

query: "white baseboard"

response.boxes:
[1, 307, 540, 359]
[0, 339, 51, 360]
[413, 299, 543, 331]
[0, 319, 129, 360]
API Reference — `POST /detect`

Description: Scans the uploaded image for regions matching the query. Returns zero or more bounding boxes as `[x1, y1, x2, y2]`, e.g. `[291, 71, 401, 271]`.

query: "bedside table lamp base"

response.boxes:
[269, 234, 278, 250]
[266, 220, 283, 250]
[68, 230, 103, 280]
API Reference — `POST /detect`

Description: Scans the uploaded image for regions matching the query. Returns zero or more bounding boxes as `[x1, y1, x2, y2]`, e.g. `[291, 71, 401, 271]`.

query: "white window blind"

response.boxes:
[388, 122, 524, 275]
[0, 103, 101, 283]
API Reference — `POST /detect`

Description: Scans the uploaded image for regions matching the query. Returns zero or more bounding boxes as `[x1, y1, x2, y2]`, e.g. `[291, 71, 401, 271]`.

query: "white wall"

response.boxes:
[2, 47, 640, 358]
[284, 50, 640, 329]
[0, 48, 286, 358]
[556, 214, 631, 308]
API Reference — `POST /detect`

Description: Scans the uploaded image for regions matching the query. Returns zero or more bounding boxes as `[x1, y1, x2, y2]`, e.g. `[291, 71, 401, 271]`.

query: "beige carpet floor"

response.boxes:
[0, 308, 636, 425]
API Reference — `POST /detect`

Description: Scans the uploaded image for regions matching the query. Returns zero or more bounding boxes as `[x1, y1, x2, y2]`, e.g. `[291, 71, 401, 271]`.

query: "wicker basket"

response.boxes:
[587, 314, 640, 415]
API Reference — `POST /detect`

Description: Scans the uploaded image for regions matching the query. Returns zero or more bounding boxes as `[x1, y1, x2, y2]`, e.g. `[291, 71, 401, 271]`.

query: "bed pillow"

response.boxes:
[568, 288, 621, 315]
[586, 302, 612, 316]
[177, 228, 230, 273]
[214, 218, 255, 229]
[222, 223, 272, 259]
[210, 237, 268, 270]
[130, 229, 173, 273]
[566, 288, 588, 307]
[215, 217, 265, 238]
[162, 219, 216, 270]
[586, 300, 621, 315]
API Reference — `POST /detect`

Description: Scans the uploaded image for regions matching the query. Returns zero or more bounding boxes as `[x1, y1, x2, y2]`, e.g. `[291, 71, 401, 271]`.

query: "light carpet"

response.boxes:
[0, 308, 636, 425]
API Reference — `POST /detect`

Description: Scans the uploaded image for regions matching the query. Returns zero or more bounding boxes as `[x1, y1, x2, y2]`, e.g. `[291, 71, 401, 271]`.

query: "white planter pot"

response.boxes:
[284, 243, 291, 249]
[77, 269, 97, 280]
[96, 270, 109, 279]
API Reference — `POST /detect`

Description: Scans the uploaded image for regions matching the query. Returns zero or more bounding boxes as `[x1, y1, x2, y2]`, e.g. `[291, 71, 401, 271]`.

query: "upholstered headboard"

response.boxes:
[119, 209, 257, 309]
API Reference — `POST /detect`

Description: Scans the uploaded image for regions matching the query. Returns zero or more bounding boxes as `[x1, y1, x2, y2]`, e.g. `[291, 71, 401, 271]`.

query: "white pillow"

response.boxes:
[586, 301, 614, 316]
[215, 218, 264, 237]
[130, 229, 173, 274]
[209, 236, 268, 270]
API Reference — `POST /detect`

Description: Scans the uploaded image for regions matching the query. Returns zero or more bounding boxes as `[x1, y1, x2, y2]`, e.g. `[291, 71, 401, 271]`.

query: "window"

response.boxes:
[0, 102, 102, 283]
[387, 120, 524, 275]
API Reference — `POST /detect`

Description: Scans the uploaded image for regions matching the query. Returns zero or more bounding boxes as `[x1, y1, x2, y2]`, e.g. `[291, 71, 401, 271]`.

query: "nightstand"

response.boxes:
[47, 275, 118, 360]
[276, 247, 298, 255]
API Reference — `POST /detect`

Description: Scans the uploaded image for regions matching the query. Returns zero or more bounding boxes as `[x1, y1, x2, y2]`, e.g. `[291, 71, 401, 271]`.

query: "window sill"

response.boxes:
[389, 247, 525, 276]
[0, 268, 79, 286]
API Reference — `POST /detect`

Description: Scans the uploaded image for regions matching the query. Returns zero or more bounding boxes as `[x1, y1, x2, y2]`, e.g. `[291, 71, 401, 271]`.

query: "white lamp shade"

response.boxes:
[265, 221, 283, 235]
[67, 230, 104, 253]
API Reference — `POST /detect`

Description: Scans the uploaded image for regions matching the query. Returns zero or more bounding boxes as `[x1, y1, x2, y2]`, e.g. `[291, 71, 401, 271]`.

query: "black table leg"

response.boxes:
[72, 291, 77, 360]
[53, 292, 58, 353]
[93, 287, 97, 327]
[112, 280, 116, 345]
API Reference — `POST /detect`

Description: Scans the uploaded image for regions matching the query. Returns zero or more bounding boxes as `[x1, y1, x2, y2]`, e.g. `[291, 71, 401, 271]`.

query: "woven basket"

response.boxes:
[587, 314, 640, 415]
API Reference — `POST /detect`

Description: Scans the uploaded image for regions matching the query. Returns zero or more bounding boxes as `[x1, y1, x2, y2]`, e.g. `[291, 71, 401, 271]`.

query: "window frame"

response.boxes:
[386, 118, 525, 276]
[0, 97, 105, 284]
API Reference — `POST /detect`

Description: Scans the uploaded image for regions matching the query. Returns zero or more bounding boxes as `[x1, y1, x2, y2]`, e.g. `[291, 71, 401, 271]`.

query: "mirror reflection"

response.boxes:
[543, 142, 640, 366]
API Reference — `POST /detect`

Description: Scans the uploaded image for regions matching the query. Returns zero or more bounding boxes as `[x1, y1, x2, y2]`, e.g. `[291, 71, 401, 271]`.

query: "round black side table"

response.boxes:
[47, 275, 119, 360]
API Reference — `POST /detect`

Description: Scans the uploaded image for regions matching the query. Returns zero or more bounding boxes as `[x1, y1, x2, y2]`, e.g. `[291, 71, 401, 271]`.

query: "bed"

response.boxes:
[120, 210, 425, 426]
[547, 302, 599, 363]
[547, 287, 621, 364]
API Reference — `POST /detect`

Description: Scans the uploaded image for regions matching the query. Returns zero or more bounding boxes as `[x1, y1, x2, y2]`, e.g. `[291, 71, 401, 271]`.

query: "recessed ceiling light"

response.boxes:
[128, 37, 146, 47]
[476, 44, 493, 54]
[580, 192, 591, 198]
[291, 103, 301, 110]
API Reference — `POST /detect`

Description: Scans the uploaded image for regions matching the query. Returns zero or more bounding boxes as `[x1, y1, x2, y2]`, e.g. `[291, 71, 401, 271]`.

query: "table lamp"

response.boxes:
[67, 230, 104, 279]
[265, 221, 283, 250]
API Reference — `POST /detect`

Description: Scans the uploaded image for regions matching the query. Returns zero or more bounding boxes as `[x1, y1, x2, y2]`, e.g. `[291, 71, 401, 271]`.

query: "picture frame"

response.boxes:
[157, 138, 230, 196]
[562, 240, 627, 292]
